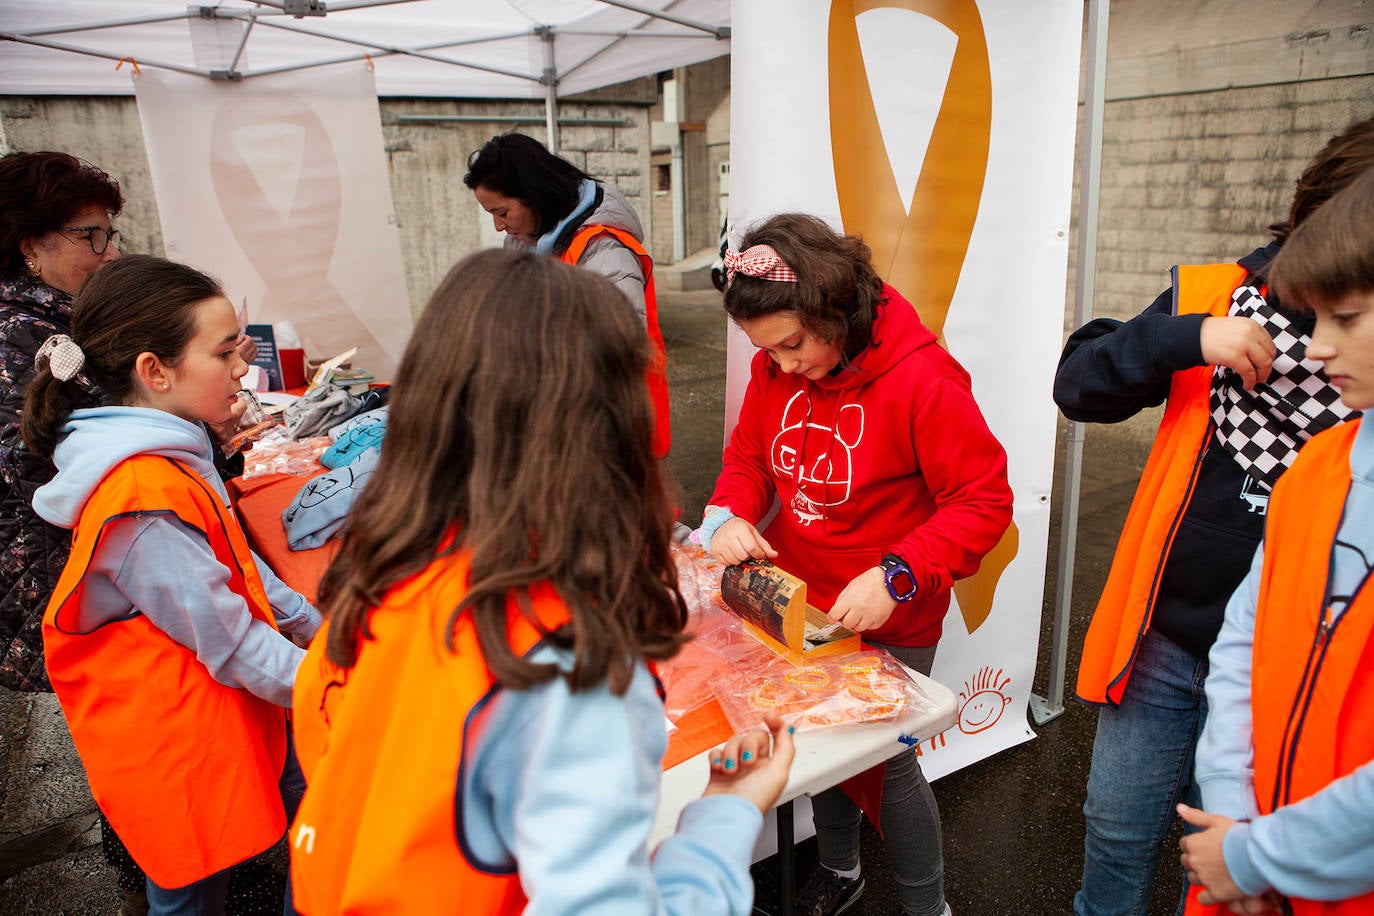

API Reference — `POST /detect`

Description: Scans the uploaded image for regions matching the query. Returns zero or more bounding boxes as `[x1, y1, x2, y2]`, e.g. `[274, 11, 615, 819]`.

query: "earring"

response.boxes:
[161, 382, 170, 391]
[23, 257, 40, 278]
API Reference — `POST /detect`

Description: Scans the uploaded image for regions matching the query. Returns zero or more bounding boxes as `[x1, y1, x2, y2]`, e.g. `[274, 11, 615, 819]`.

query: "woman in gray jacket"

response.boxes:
[464, 133, 671, 457]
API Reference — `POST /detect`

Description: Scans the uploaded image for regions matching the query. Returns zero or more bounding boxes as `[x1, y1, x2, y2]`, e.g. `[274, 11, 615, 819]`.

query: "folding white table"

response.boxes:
[651, 669, 958, 915]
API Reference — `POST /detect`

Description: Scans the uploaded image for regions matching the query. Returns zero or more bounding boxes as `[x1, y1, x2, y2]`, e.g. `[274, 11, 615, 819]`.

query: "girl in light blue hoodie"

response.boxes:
[24, 255, 318, 916]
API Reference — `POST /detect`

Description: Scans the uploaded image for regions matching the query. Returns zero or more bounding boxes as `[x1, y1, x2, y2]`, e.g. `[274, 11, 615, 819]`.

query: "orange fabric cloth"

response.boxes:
[560, 223, 672, 458]
[663, 699, 733, 770]
[289, 549, 570, 915]
[1184, 422, 1374, 916]
[1076, 263, 1246, 705]
[45, 456, 287, 888]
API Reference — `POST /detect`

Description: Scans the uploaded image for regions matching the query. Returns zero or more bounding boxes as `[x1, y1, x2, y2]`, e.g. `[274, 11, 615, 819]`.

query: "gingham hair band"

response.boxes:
[35, 334, 86, 382]
[723, 244, 798, 286]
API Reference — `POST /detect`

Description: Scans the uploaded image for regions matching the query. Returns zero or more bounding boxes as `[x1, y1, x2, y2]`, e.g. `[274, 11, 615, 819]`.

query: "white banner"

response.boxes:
[134, 63, 410, 380]
[728, 0, 1081, 778]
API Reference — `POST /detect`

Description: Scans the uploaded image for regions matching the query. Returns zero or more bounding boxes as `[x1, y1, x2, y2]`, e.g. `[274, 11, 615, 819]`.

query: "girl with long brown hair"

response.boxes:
[289, 248, 793, 914]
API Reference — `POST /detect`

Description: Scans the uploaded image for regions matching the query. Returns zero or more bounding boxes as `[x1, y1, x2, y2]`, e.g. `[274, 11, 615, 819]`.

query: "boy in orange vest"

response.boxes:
[1055, 118, 1374, 915]
[1178, 166, 1374, 914]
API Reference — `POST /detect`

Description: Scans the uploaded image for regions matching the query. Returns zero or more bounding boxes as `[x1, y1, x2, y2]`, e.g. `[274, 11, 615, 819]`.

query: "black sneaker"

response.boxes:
[796, 866, 866, 916]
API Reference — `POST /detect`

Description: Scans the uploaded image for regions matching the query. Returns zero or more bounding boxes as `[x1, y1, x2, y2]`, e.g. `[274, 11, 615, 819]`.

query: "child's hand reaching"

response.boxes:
[703, 715, 796, 815]
[827, 565, 898, 632]
[1201, 315, 1276, 390]
[709, 517, 777, 566]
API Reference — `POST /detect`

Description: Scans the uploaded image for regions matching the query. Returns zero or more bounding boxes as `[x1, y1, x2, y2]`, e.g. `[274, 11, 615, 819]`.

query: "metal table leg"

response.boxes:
[777, 800, 795, 916]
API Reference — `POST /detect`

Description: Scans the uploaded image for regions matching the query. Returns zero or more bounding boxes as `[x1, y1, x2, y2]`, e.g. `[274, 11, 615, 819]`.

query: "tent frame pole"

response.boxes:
[540, 26, 560, 154]
[592, 0, 730, 38]
[19, 12, 194, 37]
[1030, 0, 1109, 727]
[4, 0, 728, 98]
[0, 31, 212, 79]
[254, 18, 540, 83]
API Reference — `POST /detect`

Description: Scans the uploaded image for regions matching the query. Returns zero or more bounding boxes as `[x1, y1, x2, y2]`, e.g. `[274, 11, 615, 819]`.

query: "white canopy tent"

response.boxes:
[0, 0, 731, 151]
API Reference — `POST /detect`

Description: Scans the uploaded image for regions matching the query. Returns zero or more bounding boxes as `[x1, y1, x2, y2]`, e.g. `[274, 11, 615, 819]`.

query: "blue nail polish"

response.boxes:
[724, 759, 735, 770]
[787, 725, 795, 734]
[741, 750, 753, 762]
[711, 757, 721, 766]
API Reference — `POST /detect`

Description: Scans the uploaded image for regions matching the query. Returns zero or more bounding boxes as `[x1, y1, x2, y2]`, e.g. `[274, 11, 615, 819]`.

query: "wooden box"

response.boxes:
[719, 561, 861, 662]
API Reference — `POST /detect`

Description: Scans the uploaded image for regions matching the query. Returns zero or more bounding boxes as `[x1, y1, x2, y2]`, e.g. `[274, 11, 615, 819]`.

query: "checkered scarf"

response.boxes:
[1209, 284, 1357, 487]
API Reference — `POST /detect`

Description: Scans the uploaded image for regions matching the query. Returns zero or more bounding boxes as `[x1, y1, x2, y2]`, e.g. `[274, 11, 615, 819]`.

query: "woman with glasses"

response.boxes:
[0, 150, 123, 695]
[0, 149, 147, 910]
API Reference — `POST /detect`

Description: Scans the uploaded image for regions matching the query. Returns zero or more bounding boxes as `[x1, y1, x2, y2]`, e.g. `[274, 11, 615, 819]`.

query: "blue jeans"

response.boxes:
[147, 728, 305, 916]
[1074, 629, 1208, 916]
[146, 867, 231, 915]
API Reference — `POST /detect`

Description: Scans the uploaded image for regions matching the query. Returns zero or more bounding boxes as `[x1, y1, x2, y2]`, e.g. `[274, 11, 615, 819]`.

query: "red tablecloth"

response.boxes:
[228, 471, 337, 605]
[228, 478, 744, 769]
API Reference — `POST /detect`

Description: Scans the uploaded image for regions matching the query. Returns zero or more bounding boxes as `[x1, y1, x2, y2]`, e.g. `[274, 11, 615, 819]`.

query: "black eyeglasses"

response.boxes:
[59, 225, 121, 256]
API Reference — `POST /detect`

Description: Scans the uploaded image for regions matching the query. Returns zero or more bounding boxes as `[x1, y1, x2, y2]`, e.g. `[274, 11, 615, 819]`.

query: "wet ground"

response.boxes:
[0, 287, 1182, 915]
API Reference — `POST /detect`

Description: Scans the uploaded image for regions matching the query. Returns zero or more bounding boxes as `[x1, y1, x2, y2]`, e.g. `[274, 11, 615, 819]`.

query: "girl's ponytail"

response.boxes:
[21, 359, 91, 459]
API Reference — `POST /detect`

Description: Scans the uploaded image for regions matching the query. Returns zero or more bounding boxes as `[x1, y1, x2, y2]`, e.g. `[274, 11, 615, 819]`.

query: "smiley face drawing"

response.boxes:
[957, 666, 1012, 735]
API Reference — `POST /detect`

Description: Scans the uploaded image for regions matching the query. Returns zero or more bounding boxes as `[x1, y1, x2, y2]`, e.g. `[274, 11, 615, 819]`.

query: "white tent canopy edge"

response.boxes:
[0, 0, 732, 152]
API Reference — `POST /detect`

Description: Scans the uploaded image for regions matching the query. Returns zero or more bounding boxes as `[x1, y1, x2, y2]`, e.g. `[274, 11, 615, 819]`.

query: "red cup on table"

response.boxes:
[279, 347, 307, 390]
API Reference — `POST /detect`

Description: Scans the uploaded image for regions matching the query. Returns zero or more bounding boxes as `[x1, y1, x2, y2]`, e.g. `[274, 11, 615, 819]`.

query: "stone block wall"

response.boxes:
[1064, 0, 1374, 327]
[379, 88, 652, 316]
[1071, 74, 1374, 327]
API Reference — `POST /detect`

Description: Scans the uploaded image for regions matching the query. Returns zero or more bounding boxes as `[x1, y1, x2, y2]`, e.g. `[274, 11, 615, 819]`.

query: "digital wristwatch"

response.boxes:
[879, 553, 917, 602]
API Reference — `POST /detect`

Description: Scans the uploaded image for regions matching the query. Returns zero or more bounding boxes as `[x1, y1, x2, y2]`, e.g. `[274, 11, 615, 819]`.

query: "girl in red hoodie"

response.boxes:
[698, 213, 1013, 916]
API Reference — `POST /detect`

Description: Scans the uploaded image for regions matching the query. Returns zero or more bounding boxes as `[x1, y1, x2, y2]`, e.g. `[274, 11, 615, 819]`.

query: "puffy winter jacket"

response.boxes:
[0, 276, 77, 691]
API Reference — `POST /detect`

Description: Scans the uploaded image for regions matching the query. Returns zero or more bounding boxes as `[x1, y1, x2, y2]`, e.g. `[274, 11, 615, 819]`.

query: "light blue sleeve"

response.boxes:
[1195, 543, 1264, 822]
[1200, 541, 1374, 900]
[689, 505, 736, 550]
[248, 548, 320, 641]
[1221, 762, 1374, 900]
[463, 649, 762, 915]
[85, 514, 304, 707]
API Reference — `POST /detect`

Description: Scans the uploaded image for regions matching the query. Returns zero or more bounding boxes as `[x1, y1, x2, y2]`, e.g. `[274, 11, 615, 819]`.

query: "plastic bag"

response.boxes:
[716, 650, 940, 735]
[665, 543, 943, 735]
[242, 426, 334, 479]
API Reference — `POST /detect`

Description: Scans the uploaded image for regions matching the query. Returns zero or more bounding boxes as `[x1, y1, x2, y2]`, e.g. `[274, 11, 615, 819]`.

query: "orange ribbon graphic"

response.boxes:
[829, 0, 1016, 634]
[210, 95, 375, 361]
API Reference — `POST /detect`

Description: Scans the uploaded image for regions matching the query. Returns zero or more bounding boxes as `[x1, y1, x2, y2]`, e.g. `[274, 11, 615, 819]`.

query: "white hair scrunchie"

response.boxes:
[35, 334, 87, 383]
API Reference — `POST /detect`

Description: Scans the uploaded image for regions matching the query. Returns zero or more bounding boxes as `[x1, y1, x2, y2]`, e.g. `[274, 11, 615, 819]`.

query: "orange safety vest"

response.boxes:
[43, 455, 287, 889]
[289, 549, 572, 915]
[1184, 420, 1374, 915]
[561, 223, 672, 459]
[1076, 263, 1247, 705]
